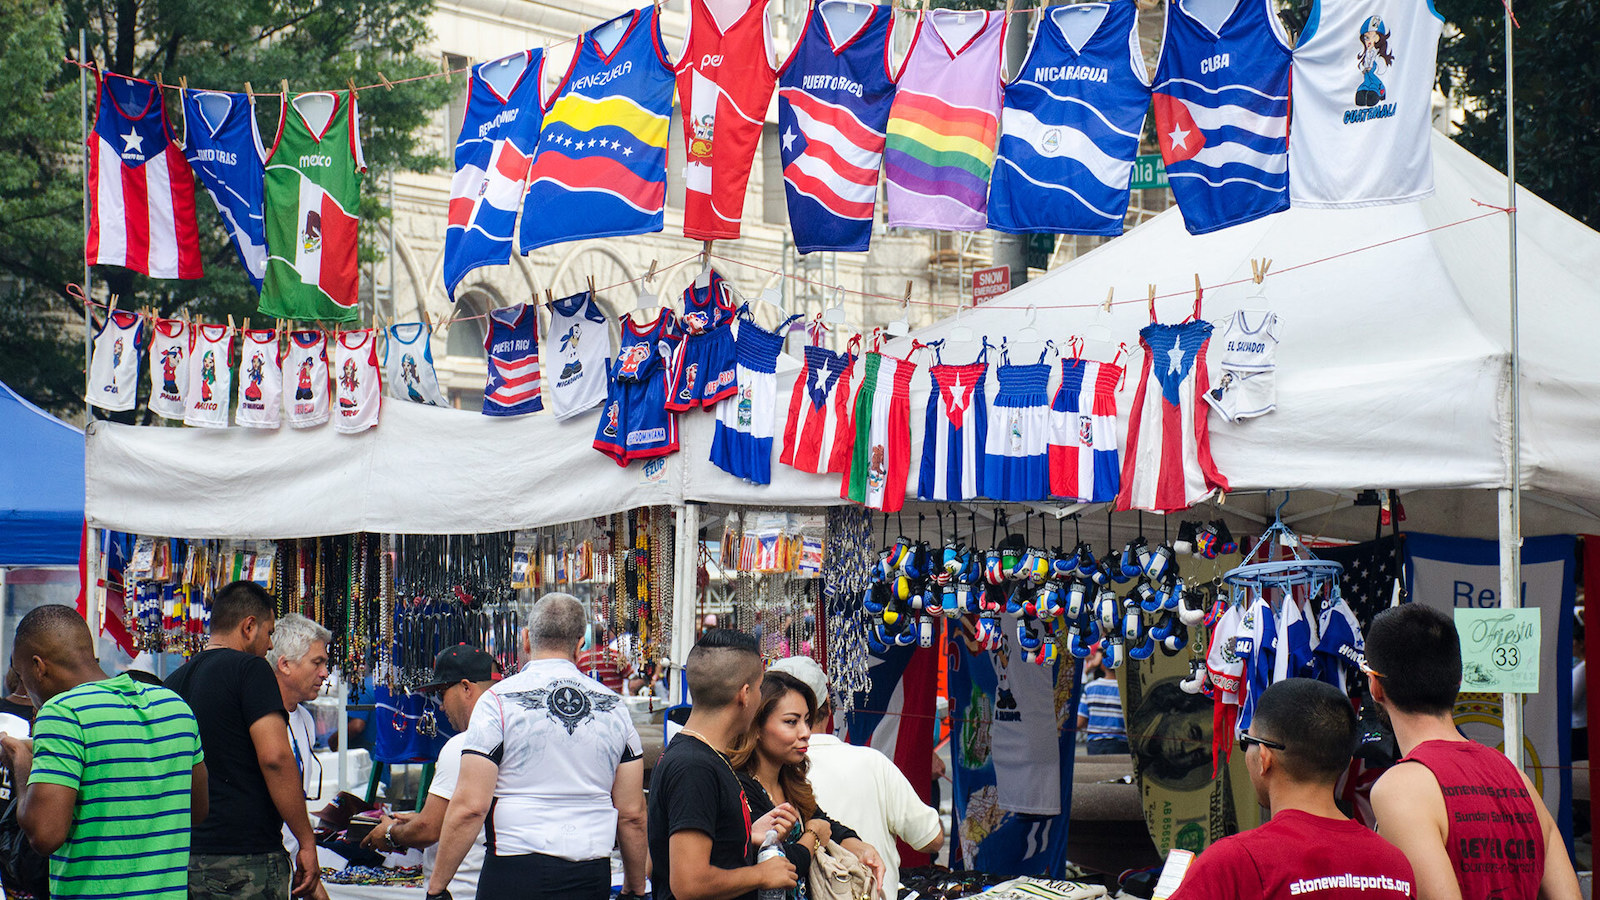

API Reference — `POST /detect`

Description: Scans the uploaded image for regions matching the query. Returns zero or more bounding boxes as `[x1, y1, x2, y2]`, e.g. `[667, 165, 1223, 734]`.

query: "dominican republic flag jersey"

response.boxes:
[283, 330, 331, 428]
[333, 329, 382, 433]
[988, 1, 1150, 236]
[384, 323, 449, 407]
[184, 324, 233, 429]
[885, 9, 1005, 231]
[236, 328, 283, 429]
[1152, 0, 1292, 235]
[443, 50, 545, 297]
[1048, 356, 1123, 503]
[524, 8, 674, 251]
[87, 310, 145, 412]
[1290, 0, 1445, 207]
[918, 345, 988, 502]
[260, 90, 366, 323]
[1116, 301, 1229, 512]
[147, 318, 191, 420]
[677, 0, 779, 240]
[483, 303, 543, 416]
[86, 73, 204, 280]
[546, 291, 612, 420]
[777, 1, 897, 253]
[710, 308, 803, 484]
[843, 348, 917, 512]
[780, 328, 857, 475]
[182, 89, 268, 291]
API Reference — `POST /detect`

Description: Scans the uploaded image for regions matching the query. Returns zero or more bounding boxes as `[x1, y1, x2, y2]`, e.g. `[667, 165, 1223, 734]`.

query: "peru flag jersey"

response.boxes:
[677, 0, 779, 240]
[483, 303, 542, 416]
[86, 73, 204, 280]
[780, 334, 857, 475]
[523, 7, 675, 251]
[182, 89, 267, 291]
[1117, 316, 1229, 513]
[444, 50, 545, 298]
[1152, 0, 1292, 235]
[777, 1, 897, 253]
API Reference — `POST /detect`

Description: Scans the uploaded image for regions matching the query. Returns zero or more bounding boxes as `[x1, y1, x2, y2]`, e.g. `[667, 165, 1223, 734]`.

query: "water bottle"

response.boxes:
[756, 829, 789, 900]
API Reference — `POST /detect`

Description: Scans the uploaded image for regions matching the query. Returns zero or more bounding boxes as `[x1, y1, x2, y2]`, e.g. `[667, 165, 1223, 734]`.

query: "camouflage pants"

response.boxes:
[188, 851, 292, 900]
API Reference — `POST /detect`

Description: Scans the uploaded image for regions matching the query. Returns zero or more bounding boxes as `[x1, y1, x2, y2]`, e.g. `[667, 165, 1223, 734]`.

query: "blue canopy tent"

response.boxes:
[0, 380, 84, 566]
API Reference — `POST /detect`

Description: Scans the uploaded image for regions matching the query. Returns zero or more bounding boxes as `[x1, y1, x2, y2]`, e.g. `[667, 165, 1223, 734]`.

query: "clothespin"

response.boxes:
[108, 293, 119, 313]
[419, 307, 433, 330]
[378, 72, 395, 91]
[1102, 286, 1114, 313]
[645, 259, 658, 284]
[244, 81, 254, 99]
[545, 288, 555, 305]
[347, 77, 360, 99]
[696, 241, 713, 288]
[179, 75, 188, 93]
[1251, 258, 1273, 284]
[226, 314, 235, 332]
[587, 274, 597, 297]
[243, 317, 251, 333]
[281, 79, 291, 98]
[1146, 283, 1157, 320]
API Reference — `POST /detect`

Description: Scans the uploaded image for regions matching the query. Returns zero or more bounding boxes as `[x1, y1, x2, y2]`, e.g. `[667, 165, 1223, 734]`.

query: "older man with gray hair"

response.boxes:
[268, 613, 332, 873]
[426, 593, 648, 900]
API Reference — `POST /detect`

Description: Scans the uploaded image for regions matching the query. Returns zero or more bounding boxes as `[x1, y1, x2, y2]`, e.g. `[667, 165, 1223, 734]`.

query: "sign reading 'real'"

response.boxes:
[972, 265, 1010, 305]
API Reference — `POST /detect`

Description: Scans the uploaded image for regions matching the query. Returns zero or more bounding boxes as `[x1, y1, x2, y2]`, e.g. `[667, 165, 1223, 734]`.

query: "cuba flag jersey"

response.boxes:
[182, 90, 267, 290]
[1152, 0, 1292, 235]
[777, 1, 897, 253]
[523, 7, 676, 250]
[443, 50, 545, 298]
[988, 1, 1150, 236]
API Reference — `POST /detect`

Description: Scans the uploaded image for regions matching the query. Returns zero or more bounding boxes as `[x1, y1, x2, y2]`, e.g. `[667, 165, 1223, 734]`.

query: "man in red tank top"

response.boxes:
[1172, 679, 1416, 900]
[1366, 604, 1579, 900]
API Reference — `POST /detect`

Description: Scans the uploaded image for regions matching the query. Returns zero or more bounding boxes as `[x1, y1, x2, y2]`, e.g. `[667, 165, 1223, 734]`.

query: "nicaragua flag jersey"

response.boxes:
[777, 1, 897, 253]
[523, 7, 675, 251]
[443, 50, 545, 297]
[988, 1, 1150, 236]
[1152, 0, 1292, 235]
[182, 90, 267, 290]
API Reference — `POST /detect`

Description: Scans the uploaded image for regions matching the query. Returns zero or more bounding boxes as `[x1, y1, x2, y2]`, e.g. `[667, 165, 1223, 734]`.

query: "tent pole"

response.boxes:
[670, 503, 701, 704]
[1498, 1, 1524, 770]
[84, 527, 101, 646]
[80, 28, 92, 426]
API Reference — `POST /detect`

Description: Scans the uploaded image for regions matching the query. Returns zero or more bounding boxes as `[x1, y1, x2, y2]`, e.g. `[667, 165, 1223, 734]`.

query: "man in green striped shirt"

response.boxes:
[0, 605, 208, 900]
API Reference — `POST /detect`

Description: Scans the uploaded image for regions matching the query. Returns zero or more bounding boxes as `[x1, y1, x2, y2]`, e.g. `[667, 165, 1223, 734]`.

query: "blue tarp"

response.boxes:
[0, 380, 83, 566]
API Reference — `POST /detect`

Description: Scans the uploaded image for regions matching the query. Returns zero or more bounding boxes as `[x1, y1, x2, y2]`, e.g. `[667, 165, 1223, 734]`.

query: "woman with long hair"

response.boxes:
[729, 670, 888, 896]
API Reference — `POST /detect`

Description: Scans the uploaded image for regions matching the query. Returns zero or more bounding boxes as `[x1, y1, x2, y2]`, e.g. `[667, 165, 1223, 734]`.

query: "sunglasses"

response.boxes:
[1238, 732, 1287, 753]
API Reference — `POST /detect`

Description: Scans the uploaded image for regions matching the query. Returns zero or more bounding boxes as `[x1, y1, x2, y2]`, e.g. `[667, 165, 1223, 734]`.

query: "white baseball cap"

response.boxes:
[768, 656, 829, 708]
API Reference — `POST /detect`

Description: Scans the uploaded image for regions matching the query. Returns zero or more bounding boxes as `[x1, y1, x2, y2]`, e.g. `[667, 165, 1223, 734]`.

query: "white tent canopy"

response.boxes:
[86, 134, 1600, 540]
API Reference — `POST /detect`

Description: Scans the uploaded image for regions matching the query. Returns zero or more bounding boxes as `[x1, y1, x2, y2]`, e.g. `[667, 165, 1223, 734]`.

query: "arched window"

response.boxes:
[446, 289, 494, 359]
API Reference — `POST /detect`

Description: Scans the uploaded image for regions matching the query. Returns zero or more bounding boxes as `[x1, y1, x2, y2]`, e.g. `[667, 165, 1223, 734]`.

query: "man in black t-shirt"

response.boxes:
[647, 629, 797, 900]
[166, 581, 320, 899]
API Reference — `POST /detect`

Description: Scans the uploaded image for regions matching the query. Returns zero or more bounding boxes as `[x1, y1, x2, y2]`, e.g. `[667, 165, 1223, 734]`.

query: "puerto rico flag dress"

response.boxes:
[780, 325, 858, 475]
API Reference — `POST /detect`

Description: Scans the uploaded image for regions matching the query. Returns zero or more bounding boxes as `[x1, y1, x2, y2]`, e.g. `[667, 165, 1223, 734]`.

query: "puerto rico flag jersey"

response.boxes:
[236, 328, 284, 429]
[780, 327, 858, 475]
[1152, 0, 1292, 235]
[184, 324, 234, 429]
[87, 310, 146, 412]
[677, 0, 780, 240]
[333, 329, 382, 433]
[482, 303, 543, 416]
[988, 1, 1150, 236]
[86, 73, 204, 280]
[523, 7, 675, 251]
[147, 318, 191, 420]
[1048, 355, 1123, 502]
[283, 330, 331, 428]
[918, 341, 988, 502]
[182, 89, 268, 291]
[595, 310, 682, 465]
[777, 1, 897, 253]
[444, 50, 545, 297]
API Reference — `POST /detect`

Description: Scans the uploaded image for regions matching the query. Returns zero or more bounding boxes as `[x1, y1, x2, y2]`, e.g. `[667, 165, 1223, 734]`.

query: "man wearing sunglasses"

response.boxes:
[1366, 604, 1579, 900]
[1171, 678, 1415, 900]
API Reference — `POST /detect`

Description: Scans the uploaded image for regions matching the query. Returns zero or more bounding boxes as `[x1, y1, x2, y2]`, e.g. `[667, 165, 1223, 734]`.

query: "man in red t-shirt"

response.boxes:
[1172, 679, 1415, 900]
[1366, 604, 1579, 900]
[577, 625, 642, 695]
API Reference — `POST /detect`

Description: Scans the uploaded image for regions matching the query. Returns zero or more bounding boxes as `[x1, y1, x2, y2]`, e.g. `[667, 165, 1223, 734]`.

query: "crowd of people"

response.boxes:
[0, 585, 1583, 900]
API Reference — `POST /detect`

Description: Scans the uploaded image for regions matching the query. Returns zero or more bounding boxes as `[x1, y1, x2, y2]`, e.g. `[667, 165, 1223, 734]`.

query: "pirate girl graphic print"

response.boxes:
[1355, 15, 1393, 107]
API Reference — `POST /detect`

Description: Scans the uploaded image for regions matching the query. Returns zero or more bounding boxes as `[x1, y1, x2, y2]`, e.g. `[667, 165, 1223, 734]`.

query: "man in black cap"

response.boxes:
[362, 645, 501, 899]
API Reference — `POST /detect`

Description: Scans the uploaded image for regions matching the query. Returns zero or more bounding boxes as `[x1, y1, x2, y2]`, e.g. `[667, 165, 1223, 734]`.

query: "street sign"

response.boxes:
[1132, 153, 1170, 190]
[972, 265, 1010, 305]
[1025, 233, 1057, 270]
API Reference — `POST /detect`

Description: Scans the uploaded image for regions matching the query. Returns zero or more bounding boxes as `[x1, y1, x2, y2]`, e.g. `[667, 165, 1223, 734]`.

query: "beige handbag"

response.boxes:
[809, 839, 878, 900]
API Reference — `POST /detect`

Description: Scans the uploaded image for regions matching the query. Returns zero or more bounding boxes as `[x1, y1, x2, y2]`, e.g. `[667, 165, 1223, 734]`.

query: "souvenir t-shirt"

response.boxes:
[648, 735, 754, 900]
[147, 318, 191, 420]
[1171, 810, 1416, 900]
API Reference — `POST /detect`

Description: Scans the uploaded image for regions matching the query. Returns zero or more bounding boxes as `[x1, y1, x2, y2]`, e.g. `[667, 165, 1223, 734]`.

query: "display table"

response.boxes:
[324, 883, 422, 900]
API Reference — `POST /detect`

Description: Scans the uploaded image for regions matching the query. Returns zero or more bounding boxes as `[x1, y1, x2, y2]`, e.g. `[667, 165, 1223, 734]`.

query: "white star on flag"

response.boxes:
[948, 374, 968, 412]
[810, 358, 831, 392]
[1167, 123, 1191, 151]
[782, 127, 797, 152]
[1168, 341, 1186, 374]
[120, 129, 144, 153]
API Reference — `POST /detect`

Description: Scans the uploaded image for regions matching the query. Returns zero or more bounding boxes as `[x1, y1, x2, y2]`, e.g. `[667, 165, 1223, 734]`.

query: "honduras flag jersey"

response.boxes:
[182, 90, 266, 290]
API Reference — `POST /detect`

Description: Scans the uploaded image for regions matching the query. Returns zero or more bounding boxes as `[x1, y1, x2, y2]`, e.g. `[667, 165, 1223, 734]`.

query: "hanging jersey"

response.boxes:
[87, 310, 146, 412]
[711, 309, 802, 484]
[523, 7, 675, 251]
[546, 292, 612, 420]
[483, 303, 543, 416]
[1289, 0, 1445, 207]
[918, 353, 988, 502]
[443, 51, 545, 297]
[982, 352, 1051, 502]
[1236, 593, 1276, 733]
[777, 1, 897, 253]
[1152, 0, 1292, 235]
[283, 330, 331, 428]
[843, 350, 916, 512]
[594, 311, 682, 465]
[1205, 309, 1280, 422]
[1313, 591, 1364, 691]
[147, 318, 191, 420]
[236, 329, 284, 429]
[1048, 357, 1122, 503]
[1117, 317, 1230, 512]
[780, 334, 857, 475]
[666, 270, 740, 410]
[86, 74, 204, 280]
[988, 2, 1150, 236]
[384, 323, 449, 407]
[333, 329, 382, 433]
[884, 9, 1005, 231]
[261, 91, 366, 322]
[182, 89, 267, 291]
[677, 0, 780, 240]
[184, 324, 233, 429]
